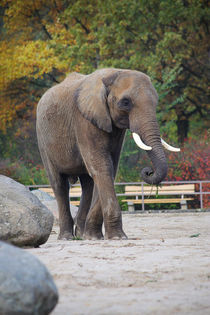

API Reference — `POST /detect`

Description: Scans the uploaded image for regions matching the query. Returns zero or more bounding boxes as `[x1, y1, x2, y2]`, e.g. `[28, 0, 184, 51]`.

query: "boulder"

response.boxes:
[0, 241, 58, 315]
[31, 189, 55, 201]
[0, 175, 54, 247]
[31, 189, 79, 222]
[42, 199, 78, 222]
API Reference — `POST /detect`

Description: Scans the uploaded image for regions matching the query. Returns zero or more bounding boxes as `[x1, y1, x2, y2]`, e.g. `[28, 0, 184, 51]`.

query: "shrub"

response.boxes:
[0, 159, 48, 185]
[166, 132, 210, 208]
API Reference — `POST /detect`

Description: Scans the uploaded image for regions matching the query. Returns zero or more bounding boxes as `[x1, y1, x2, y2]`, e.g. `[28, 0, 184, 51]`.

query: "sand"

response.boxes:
[28, 212, 210, 315]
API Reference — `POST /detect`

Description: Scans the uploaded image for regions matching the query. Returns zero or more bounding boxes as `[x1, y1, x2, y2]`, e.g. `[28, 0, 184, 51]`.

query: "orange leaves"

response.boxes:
[0, 98, 16, 133]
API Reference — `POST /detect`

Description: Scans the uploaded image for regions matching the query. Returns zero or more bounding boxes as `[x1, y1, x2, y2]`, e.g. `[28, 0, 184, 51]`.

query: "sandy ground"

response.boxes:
[28, 212, 210, 315]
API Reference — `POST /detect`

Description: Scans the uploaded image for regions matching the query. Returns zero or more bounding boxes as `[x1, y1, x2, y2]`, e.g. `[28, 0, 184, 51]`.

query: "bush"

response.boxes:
[0, 159, 48, 185]
[166, 132, 210, 208]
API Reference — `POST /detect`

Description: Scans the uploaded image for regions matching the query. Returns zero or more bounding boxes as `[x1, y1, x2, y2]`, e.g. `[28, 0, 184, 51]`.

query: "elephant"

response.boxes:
[36, 68, 180, 240]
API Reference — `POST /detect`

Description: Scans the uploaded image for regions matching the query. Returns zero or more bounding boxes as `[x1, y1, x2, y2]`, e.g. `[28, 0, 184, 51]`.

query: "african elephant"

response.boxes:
[36, 68, 179, 240]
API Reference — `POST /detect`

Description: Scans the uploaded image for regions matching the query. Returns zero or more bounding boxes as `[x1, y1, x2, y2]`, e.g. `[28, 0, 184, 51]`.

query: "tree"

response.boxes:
[0, 0, 209, 176]
[92, 0, 209, 144]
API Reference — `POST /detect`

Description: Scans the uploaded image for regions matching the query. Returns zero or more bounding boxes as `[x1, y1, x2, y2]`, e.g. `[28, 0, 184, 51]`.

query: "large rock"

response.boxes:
[42, 200, 78, 222]
[31, 189, 55, 201]
[0, 241, 58, 315]
[0, 175, 54, 247]
[31, 189, 79, 223]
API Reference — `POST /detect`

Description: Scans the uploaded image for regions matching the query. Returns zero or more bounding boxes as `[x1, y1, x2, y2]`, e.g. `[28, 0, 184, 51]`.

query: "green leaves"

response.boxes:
[190, 233, 200, 238]
[0, 0, 209, 175]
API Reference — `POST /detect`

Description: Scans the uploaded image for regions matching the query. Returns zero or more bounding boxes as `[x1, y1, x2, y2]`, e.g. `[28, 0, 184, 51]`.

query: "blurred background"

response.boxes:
[0, 0, 209, 207]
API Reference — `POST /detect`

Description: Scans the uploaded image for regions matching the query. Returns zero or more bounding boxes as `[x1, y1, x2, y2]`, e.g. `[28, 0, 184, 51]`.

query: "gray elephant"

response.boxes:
[36, 68, 179, 240]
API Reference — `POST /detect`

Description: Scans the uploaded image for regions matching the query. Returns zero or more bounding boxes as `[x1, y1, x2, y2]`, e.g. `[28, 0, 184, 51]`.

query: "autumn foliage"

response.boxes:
[0, 0, 209, 140]
[0, 0, 209, 206]
[167, 134, 209, 182]
[166, 132, 210, 208]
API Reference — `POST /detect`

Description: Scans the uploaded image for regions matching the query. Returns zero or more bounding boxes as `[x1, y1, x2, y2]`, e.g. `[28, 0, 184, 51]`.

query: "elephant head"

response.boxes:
[76, 69, 180, 185]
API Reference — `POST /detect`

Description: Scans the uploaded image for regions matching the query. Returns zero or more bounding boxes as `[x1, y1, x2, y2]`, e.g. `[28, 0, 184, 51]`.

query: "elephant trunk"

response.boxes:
[141, 145, 168, 185]
[131, 119, 168, 186]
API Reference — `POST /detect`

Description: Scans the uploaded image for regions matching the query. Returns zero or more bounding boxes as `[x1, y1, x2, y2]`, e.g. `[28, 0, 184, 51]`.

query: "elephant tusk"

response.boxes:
[161, 138, 180, 152]
[132, 133, 152, 151]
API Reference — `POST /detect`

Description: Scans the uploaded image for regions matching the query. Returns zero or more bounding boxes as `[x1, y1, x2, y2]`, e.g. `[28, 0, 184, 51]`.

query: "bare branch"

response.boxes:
[181, 63, 202, 79]
[186, 96, 203, 117]
[75, 17, 90, 34]
[33, 8, 52, 40]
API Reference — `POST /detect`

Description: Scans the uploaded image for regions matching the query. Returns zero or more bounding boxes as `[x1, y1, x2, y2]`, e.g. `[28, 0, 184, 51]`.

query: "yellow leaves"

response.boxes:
[0, 40, 65, 89]
[2, 0, 33, 32]
[47, 23, 76, 47]
[18, 41, 57, 77]
[2, 0, 50, 32]
[0, 1, 82, 133]
[0, 40, 17, 90]
[0, 38, 65, 132]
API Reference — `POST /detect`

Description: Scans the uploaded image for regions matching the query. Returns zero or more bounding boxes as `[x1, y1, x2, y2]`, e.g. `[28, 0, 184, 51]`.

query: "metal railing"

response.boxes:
[27, 180, 210, 210]
[114, 180, 210, 210]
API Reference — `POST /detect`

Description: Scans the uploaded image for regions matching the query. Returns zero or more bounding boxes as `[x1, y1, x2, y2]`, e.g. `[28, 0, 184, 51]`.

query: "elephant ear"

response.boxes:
[76, 72, 119, 133]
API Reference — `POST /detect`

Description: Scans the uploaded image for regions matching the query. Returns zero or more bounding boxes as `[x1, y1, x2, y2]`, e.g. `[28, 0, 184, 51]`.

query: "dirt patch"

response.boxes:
[28, 212, 210, 315]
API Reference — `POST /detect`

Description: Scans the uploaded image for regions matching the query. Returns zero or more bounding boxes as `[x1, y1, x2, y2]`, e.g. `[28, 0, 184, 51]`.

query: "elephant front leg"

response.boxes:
[83, 186, 104, 240]
[77, 124, 127, 239]
[92, 174, 127, 240]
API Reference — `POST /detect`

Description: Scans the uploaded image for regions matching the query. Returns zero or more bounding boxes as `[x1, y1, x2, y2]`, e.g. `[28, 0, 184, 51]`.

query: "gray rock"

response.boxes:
[0, 241, 58, 315]
[32, 189, 55, 201]
[41, 199, 78, 222]
[0, 175, 54, 247]
[31, 189, 78, 220]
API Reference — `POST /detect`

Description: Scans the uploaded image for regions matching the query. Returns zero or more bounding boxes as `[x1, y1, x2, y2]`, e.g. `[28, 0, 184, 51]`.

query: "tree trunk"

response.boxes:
[176, 114, 189, 144]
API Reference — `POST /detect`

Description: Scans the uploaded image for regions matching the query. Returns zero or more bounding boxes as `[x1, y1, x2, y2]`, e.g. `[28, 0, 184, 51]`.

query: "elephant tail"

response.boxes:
[69, 176, 79, 185]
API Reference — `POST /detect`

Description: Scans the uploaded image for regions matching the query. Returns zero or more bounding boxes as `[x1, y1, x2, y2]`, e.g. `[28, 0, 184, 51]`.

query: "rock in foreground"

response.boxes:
[0, 175, 54, 247]
[0, 241, 58, 315]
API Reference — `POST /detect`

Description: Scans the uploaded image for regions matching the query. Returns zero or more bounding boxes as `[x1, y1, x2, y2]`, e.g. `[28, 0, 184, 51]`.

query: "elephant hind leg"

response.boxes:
[39, 152, 74, 240]
[75, 174, 94, 238]
[51, 173, 74, 240]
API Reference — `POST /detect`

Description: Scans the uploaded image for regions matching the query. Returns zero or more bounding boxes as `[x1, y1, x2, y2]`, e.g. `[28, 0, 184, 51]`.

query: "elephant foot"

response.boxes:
[105, 229, 128, 240]
[83, 229, 104, 240]
[58, 231, 74, 240]
[84, 220, 103, 240]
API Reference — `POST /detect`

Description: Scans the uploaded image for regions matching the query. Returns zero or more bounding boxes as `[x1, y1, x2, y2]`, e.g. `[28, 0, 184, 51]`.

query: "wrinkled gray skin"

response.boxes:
[36, 68, 167, 240]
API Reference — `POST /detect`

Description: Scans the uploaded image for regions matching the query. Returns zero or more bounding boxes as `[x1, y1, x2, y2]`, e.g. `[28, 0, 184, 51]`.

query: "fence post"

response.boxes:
[141, 182, 145, 211]
[199, 181, 203, 209]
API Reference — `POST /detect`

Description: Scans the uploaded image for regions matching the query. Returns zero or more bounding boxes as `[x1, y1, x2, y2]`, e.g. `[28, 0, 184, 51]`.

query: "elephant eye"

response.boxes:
[118, 97, 132, 112]
[122, 98, 130, 105]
